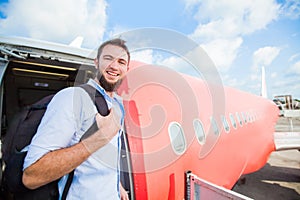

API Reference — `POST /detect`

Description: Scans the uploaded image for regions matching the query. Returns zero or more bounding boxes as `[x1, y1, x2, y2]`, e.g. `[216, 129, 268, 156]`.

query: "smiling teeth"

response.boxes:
[107, 71, 118, 76]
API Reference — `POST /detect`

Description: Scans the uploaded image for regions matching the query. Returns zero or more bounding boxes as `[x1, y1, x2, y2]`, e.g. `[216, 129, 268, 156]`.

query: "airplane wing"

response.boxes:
[274, 108, 300, 151]
[274, 132, 300, 151]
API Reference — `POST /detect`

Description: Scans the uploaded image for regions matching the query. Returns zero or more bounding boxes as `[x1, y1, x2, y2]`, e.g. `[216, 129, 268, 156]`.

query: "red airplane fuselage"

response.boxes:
[118, 61, 279, 199]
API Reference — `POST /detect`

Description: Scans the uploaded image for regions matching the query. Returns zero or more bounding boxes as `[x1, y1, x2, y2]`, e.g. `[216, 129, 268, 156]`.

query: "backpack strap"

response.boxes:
[78, 84, 109, 116]
[77, 84, 109, 140]
[61, 83, 109, 200]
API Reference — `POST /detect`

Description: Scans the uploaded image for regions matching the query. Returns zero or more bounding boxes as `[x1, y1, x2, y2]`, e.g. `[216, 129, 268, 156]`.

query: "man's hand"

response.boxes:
[95, 107, 121, 135]
[82, 108, 121, 154]
[120, 184, 129, 200]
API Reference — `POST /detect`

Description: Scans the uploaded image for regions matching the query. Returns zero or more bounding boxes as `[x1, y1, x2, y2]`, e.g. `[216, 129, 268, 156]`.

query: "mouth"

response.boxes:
[106, 70, 119, 77]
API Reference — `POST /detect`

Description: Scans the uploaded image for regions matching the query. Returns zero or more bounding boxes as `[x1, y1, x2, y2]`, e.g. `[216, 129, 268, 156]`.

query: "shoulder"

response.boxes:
[53, 86, 90, 102]
[48, 86, 93, 111]
[55, 86, 88, 98]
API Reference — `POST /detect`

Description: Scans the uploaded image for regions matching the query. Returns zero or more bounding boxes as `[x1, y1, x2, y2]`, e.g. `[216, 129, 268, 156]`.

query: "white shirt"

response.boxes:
[23, 79, 124, 200]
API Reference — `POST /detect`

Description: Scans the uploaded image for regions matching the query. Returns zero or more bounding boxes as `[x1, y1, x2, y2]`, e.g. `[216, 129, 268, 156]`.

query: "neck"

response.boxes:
[93, 78, 114, 98]
[106, 91, 114, 98]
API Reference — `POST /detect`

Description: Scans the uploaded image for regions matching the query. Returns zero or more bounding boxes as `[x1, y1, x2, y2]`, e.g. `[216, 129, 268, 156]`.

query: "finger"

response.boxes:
[97, 108, 113, 118]
[95, 113, 102, 127]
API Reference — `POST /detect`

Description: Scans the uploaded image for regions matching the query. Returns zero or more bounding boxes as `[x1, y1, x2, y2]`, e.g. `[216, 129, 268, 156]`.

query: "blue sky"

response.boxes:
[0, 0, 299, 99]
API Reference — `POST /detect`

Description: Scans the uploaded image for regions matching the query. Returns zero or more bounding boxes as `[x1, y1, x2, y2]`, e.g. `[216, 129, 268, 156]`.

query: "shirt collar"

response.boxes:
[87, 79, 125, 124]
[87, 79, 113, 101]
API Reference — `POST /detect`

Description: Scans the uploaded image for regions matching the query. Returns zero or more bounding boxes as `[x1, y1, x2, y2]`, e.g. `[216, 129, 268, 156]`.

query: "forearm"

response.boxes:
[23, 111, 120, 190]
[23, 142, 90, 189]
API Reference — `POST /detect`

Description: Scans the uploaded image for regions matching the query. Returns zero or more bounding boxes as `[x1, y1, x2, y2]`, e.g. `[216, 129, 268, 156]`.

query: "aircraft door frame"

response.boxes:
[120, 124, 135, 199]
[0, 59, 9, 181]
[0, 59, 9, 141]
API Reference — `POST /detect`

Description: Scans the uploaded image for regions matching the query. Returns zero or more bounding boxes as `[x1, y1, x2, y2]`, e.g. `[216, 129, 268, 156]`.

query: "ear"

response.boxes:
[94, 58, 99, 69]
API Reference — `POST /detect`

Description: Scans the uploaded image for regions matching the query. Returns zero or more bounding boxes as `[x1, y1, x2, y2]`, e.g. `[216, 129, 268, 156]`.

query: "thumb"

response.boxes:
[96, 108, 113, 119]
[95, 108, 115, 127]
[95, 113, 102, 128]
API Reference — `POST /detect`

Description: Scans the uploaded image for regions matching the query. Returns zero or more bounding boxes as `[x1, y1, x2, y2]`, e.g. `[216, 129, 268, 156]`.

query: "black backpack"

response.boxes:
[1, 84, 109, 200]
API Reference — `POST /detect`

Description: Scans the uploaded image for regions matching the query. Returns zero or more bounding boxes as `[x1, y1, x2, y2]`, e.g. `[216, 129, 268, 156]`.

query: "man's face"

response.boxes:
[94, 44, 129, 92]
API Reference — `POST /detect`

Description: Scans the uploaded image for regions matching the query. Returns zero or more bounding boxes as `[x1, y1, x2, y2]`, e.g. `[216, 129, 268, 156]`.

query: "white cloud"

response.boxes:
[250, 73, 260, 81]
[191, 19, 240, 41]
[280, 0, 300, 19]
[252, 46, 281, 70]
[290, 60, 300, 74]
[272, 77, 300, 99]
[157, 54, 195, 75]
[0, 0, 107, 48]
[106, 24, 133, 40]
[186, 0, 280, 72]
[200, 37, 243, 71]
[189, 0, 280, 37]
[184, 0, 199, 10]
[222, 74, 244, 88]
[271, 72, 277, 78]
[130, 49, 198, 76]
[289, 53, 300, 62]
[130, 49, 154, 64]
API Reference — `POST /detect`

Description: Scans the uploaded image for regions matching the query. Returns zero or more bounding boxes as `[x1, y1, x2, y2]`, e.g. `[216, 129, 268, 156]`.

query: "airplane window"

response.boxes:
[210, 117, 220, 135]
[241, 112, 247, 124]
[248, 112, 252, 123]
[168, 122, 186, 155]
[250, 111, 255, 122]
[229, 113, 237, 129]
[254, 112, 258, 121]
[221, 115, 230, 133]
[253, 112, 256, 122]
[252, 112, 257, 121]
[236, 112, 243, 126]
[193, 119, 206, 145]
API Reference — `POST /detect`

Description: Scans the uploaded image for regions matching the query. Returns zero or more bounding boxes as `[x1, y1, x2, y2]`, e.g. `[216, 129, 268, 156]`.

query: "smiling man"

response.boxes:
[95, 40, 129, 95]
[22, 38, 130, 200]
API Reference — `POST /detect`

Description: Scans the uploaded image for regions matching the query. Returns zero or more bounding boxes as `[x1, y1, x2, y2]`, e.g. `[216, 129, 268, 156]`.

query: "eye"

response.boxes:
[118, 59, 127, 66]
[103, 55, 113, 60]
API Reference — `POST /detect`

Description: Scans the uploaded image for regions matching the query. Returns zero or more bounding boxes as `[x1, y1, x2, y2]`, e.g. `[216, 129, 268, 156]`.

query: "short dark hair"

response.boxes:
[96, 38, 130, 64]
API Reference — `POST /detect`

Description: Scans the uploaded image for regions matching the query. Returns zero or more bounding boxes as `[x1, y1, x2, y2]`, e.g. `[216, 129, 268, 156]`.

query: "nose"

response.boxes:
[109, 59, 120, 69]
